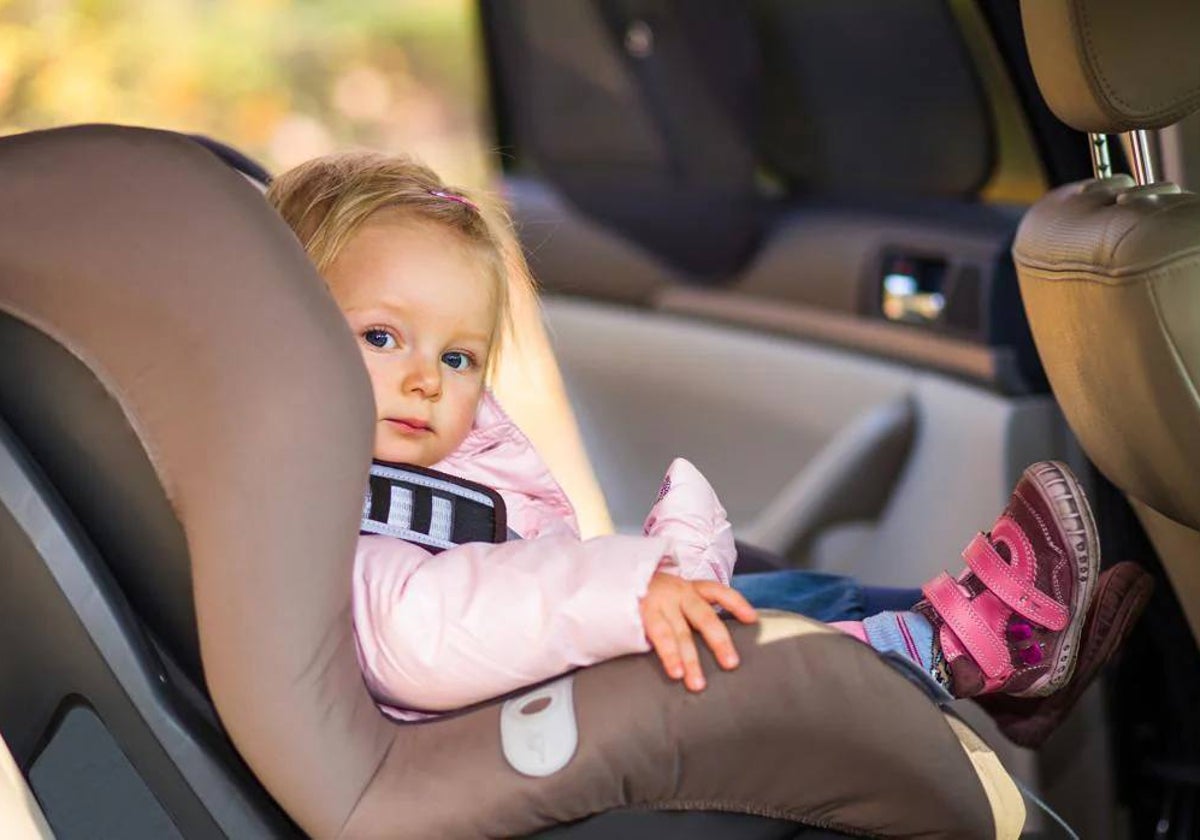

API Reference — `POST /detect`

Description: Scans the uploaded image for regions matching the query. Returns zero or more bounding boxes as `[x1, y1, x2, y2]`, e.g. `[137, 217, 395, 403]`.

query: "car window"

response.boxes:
[0, 0, 493, 187]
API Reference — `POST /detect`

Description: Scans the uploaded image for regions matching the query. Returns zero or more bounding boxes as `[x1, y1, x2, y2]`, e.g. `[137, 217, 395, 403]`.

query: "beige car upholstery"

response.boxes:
[0, 125, 1024, 838]
[1015, 178, 1200, 530]
[1016, 0, 1200, 638]
[1014, 177, 1200, 638]
[0, 732, 52, 840]
[1020, 0, 1200, 133]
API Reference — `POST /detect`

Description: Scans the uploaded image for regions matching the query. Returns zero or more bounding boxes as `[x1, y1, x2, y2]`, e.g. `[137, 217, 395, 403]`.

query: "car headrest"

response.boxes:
[756, 0, 992, 197]
[1021, 0, 1200, 133]
[0, 124, 389, 834]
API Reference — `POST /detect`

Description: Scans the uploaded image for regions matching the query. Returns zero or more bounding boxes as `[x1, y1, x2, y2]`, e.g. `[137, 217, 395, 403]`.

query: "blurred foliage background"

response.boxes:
[0, 0, 492, 186]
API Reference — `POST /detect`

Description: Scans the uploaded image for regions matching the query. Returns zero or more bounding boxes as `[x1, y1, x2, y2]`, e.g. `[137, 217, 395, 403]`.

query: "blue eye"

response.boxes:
[442, 351, 473, 371]
[363, 329, 397, 350]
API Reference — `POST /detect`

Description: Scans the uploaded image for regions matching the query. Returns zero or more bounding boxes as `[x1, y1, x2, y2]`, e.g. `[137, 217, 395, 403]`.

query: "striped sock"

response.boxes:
[861, 611, 937, 675]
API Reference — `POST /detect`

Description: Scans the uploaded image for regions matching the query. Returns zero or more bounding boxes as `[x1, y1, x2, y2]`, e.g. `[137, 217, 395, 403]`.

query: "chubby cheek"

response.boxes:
[441, 381, 484, 449]
[372, 427, 397, 462]
[359, 354, 392, 414]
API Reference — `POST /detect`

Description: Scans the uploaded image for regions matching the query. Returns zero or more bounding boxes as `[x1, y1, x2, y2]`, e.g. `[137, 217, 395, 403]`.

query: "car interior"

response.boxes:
[484, 0, 1200, 834]
[0, 0, 1196, 837]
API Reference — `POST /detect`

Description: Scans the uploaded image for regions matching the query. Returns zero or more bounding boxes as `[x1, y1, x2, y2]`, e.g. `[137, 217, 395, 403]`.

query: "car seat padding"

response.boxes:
[0, 125, 1021, 839]
[1021, 0, 1200, 134]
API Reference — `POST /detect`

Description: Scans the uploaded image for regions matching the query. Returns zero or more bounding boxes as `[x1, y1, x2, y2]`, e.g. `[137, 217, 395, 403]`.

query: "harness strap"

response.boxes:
[361, 461, 507, 553]
[921, 572, 1011, 682]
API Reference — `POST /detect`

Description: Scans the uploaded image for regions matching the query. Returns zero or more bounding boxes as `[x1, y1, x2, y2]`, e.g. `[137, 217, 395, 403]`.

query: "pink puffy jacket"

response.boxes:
[353, 391, 737, 719]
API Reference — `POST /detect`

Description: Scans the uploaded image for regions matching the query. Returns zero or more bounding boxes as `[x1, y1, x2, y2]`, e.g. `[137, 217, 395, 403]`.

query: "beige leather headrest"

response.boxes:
[1021, 0, 1200, 132]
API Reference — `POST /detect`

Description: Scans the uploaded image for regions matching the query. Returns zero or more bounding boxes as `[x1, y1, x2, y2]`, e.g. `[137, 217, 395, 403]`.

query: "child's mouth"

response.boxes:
[387, 418, 432, 435]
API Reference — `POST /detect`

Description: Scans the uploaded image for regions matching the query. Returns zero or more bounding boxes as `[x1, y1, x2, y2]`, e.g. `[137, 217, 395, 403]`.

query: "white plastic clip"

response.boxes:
[500, 676, 578, 777]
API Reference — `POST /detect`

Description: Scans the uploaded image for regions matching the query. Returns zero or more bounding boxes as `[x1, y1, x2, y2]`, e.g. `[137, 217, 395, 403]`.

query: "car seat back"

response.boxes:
[483, 0, 761, 278]
[1014, 0, 1200, 638]
[485, 0, 996, 289]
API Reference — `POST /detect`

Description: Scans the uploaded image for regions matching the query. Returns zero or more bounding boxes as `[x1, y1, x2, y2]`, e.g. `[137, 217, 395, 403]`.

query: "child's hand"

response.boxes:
[639, 572, 758, 692]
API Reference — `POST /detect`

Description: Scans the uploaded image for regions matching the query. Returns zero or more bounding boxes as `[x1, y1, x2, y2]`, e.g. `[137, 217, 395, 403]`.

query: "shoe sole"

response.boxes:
[978, 562, 1153, 749]
[1017, 460, 1101, 698]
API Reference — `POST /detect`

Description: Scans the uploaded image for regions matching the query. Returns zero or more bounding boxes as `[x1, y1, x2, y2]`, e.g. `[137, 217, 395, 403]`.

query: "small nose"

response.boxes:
[401, 355, 442, 399]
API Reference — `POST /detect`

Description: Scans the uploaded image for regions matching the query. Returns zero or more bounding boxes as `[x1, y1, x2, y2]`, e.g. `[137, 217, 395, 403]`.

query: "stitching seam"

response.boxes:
[1077, 0, 1200, 114]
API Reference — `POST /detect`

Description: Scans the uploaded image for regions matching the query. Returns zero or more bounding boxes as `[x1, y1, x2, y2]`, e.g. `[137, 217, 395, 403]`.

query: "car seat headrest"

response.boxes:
[1021, 0, 1200, 133]
[187, 133, 272, 189]
[755, 0, 992, 198]
[0, 124, 392, 834]
[0, 131, 270, 684]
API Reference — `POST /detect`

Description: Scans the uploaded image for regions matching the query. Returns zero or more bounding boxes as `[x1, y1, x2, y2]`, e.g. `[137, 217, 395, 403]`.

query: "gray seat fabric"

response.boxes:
[0, 124, 1020, 838]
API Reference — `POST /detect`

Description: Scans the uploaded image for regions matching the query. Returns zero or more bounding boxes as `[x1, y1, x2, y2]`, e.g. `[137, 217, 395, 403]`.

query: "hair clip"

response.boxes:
[428, 189, 479, 212]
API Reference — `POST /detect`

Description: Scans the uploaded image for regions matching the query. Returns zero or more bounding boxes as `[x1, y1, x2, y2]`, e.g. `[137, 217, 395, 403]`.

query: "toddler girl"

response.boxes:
[267, 152, 1142, 738]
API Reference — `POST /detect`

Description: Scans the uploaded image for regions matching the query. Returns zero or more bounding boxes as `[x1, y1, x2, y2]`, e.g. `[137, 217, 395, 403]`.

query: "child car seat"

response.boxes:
[0, 124, 1023, 838]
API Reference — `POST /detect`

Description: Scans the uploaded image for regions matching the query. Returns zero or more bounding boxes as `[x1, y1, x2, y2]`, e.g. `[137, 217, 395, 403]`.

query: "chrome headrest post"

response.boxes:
[1123, 129, 1156, 185]
[1088, 133, 1112, 180]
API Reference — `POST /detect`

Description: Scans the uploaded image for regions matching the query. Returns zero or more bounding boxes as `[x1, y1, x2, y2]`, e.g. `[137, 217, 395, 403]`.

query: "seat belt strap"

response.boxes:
[360, 461, 508, 553]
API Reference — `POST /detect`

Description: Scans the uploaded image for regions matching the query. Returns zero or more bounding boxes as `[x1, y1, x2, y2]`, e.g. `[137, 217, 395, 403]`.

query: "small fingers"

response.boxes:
[644, 609, 685, 682]
[696, 581, 758, 624]
[683, 595, 741, 670]
[666, 609, 706, 691]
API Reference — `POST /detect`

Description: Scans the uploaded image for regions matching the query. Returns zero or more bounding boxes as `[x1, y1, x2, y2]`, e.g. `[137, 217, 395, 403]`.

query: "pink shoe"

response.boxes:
[916, 461, 1100, 699]
[978, 561, 1152, 747]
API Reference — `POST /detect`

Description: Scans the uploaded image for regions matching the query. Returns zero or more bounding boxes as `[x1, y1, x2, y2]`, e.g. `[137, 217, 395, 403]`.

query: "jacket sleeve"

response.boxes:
[642, 457, 737, 586]
[352, 532, 667, 713]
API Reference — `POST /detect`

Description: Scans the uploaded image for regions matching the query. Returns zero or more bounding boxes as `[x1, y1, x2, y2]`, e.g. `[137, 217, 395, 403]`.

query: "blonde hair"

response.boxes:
[267, 151, 530, 378]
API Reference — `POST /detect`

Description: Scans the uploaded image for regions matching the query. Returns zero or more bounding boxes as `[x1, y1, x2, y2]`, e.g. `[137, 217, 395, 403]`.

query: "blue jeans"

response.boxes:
[731, 570, 922, 623]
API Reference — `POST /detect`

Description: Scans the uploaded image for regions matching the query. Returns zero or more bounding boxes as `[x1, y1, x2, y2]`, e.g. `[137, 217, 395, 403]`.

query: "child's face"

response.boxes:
[325, 216, 494, 467]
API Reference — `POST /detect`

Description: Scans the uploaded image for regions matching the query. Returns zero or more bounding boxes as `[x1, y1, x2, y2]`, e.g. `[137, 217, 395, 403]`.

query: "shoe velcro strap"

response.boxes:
[361, 461, 507, 553]
[922, 572, 1011, 681]
[963, 531, 1069, 631]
